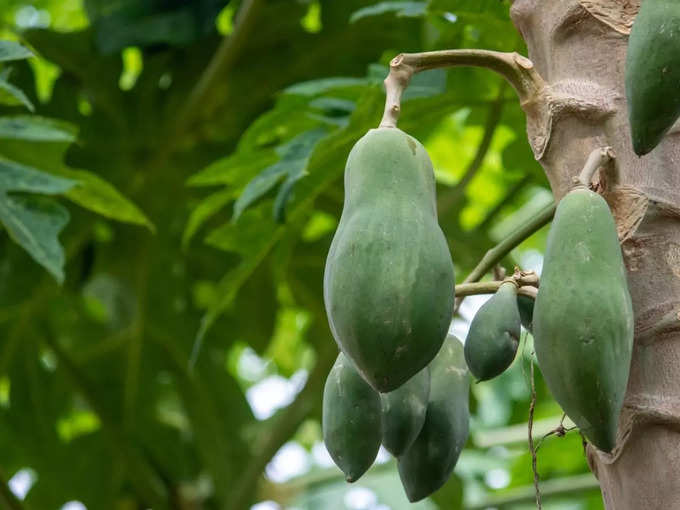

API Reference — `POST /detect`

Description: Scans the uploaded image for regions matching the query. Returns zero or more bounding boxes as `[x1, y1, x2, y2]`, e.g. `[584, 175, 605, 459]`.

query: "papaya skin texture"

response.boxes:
[533, 188, 633, 453]
[517, 294, 534, 333]
[625, 0, 680, 155]
[397, 336, 470, 502]
[322, 353, 382, 483]
[464, 281, 521, 381]
[323, 127, 455, 392]
[380, 366, 430, 457]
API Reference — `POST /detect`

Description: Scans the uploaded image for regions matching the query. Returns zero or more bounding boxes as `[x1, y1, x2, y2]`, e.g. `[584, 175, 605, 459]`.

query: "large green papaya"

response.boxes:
[533, 187, 633, 452]
[322, 353, 382, 482]
[464, 281, 521, 381]
[626, 0, 680, 155]
[517, 294, 534, 333]
[323, 128, 455, 392]
[380, 367, 430, 457]
[398, 336, 470, 502]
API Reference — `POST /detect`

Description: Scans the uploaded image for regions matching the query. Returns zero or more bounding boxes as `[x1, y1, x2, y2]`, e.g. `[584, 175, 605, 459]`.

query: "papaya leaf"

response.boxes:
[0, 41, 33, 62]
[0, 69, 35, 111]
[0, 123, 154, 230]
[233, 128, 328, 222]
[283, 77, 368, 96]
[182, 188, 234, 249]
[404, 69, 448, 100]
[0, 158, 75, 195]
[60, 168, 154, 231]
[0, 194, 70, 283]
[187, 150, 278, 187]
[192, 87, 385, 363]
[0, 159, 74, 283]
[208, 201, 278, 256]
[350, 2, 428, 23]
[0, 115, 76, 142]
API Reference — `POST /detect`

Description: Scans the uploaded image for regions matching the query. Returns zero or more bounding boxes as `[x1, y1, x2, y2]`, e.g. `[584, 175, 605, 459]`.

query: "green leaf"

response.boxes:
[57, 168, 155, 231]
[233, 128, 328, 222]
[403, 69, 448, 100]
[0, 41, 33, 62]
[182, 188, 233, 249]
[350, 1, 428, 23]
[0, 70, 35, 112]
[207, 202, 278, 256]
[283, 77, 368, 96]
[0, 115, 76, 142]
[187, 150, 279, 188]
[0, 194, 69, 283]
[193, 87, 385, 359]
[0, 158, 75, 194]
[0, 127, 154, 230]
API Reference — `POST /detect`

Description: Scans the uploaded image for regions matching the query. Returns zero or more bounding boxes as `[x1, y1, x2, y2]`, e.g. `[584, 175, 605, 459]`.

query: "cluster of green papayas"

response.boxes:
[626, 0, 680, 155]
[321, 128, 468, 498]
[322, 337, 470, 500]
[323, 127, 455, 393]
[533, 186, 634, 452]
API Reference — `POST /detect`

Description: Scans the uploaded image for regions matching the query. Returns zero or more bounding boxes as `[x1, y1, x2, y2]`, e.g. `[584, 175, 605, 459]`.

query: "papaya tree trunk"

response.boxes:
[510, 1, 680, 507]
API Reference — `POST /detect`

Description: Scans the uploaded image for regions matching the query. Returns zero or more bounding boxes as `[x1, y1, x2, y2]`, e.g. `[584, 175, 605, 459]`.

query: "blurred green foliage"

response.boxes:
[0, 1, 603, 509]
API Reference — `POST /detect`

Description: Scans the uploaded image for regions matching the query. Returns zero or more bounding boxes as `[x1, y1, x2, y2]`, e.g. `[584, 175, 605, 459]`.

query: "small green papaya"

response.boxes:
[398, 336, 470, 502]
[322, 353, 382, 482]
[380, 367, 430, 457]
[324, 128, 455, 392]
[517, 294, 535, 333]
[533, 187, 633, 452]
[464, 281, 521, 381]
[626, 0, 680, 155]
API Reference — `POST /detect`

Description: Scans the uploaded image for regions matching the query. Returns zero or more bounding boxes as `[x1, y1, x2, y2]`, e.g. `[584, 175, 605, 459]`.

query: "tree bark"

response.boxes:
[510, 1, 680, 508]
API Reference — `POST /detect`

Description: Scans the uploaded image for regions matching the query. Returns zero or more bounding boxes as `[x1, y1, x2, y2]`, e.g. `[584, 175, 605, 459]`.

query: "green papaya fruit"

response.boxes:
[398, 336, 470, 502]
[517, 294, 535, 333]
[626, 0, 680, 155]
[533, 187, 633, 452]
[380, 366, 430, 457]
[464, 281, 521, 381]
[323, 127, 455, 392]
[322, 353, 382, 482]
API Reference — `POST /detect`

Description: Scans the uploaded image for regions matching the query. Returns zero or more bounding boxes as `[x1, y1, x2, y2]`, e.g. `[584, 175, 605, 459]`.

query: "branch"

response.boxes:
[575, 147, 615, 188]
[466, 474, 600, 510]
[380, 50, 545, 128]
[438, 81, 508, 217]
[455, 202, 556, 311]
[173, 0, 264, 139]
[473, 415, 577, 449]
[455, 272, 539, 299]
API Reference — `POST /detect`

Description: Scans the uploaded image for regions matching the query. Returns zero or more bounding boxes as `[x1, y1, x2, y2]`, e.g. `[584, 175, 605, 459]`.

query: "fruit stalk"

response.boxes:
[380, 49, 546, 128]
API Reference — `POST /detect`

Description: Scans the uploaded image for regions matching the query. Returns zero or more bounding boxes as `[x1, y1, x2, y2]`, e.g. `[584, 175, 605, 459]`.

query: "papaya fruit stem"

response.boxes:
[454, 202, 555, 312]
[575, 147, 615, 189]
[380, 50, 546, 128]
[455, 278, 538, 299]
